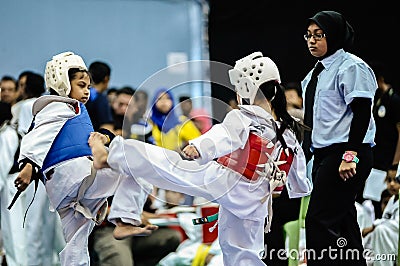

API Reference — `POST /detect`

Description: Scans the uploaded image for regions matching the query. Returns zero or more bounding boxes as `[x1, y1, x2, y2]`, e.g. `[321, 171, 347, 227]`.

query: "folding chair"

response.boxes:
[283, 195, 311, 266]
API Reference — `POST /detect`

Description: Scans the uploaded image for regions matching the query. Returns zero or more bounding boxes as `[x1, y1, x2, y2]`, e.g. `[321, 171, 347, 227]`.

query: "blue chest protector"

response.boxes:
[42, 103, 94, 172]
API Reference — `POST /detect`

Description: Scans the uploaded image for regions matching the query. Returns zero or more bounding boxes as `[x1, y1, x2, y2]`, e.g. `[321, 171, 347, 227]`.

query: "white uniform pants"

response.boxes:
[53, 167, 121, 266]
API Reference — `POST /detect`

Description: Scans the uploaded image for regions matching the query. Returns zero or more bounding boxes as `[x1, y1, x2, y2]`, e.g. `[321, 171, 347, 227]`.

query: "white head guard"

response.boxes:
[228, 51, 281, 105]
[45, 51, 87, 97]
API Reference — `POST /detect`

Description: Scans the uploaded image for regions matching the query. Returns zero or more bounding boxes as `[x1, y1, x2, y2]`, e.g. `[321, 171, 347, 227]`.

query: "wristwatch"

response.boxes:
[342, 151, 359, 164]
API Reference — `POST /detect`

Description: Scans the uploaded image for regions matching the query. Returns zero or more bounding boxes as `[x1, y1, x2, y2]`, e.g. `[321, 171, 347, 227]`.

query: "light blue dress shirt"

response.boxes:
[301, 49, 377, 150]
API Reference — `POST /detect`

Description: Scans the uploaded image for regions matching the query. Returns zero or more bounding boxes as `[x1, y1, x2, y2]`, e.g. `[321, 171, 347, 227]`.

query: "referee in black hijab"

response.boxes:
[302, 11, 377, 266]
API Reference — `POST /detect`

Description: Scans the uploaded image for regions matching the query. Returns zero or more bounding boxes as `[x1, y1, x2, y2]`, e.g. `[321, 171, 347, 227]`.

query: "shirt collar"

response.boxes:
[319, 49, 345, 70]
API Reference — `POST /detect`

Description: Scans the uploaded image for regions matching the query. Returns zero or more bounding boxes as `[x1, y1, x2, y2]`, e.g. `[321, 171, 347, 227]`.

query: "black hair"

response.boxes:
[49, 68, 92, 96]
[380, 189, 391, 201]
[1, 75, 17, 89]
[0, 102, 12, 125]
[368, 60, 390, 83]
[18, 71, 34, 81]
[88, 61, 111, 84]
[283, 81, 302, 97]
[258, 81, 303, 142]
[107, 87, 117, 95]
[179, 95, 191, 102]
[68, 68, 92, 85]
[23, 72, 45, 98]
[117, 86, 135, 96]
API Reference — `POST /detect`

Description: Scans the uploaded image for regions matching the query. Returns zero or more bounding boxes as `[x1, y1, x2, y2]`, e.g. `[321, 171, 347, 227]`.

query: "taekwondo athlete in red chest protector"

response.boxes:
[88, 51, 312, 266]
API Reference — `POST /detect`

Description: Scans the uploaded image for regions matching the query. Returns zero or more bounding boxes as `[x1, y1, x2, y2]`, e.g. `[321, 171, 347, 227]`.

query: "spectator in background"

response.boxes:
[379, 189, 393, 216]
[87, 61, 115, 132]
[284, 81, 304, 136]
[150, 88, 201, 152]
[284, 81, 305, 142]
[0, 102, 24, 265]
[178, 95, 192, 117]
[302, 11, 377, 265]
[363, 61, 400, 219]
[106, 87, 118, 106]
[17, 71, 46, 135]
[0, 75, 19, 106]
[134, 90, 149, 120]
[128, 90, 154, 143]
[189, 108, 212, 134]
[0, 75, 21, 129]
[284, 81, 303, 110]
[362, 176, 399, 266]
[112, 86, 135, 136]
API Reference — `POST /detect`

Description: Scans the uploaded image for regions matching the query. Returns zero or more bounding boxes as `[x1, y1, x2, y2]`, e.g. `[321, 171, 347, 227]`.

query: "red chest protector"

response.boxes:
[216, 132, 275, 181]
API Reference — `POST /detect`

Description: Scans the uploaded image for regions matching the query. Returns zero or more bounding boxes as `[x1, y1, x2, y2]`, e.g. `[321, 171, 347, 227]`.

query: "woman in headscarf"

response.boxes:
[301, 11, 377, 265]
[150, 88, 201, 152]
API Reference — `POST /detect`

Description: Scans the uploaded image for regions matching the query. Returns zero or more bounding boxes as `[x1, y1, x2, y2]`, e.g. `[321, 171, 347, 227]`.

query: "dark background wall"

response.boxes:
[208, 0, 399, 118]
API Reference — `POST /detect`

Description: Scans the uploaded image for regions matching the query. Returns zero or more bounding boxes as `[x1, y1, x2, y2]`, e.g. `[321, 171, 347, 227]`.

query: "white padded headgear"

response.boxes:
[228, 51, 281, 105]
[45, 51, 87, 97]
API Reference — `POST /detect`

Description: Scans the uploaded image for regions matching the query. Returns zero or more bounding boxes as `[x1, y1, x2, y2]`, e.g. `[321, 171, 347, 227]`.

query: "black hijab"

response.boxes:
[308, 11, 354, 57]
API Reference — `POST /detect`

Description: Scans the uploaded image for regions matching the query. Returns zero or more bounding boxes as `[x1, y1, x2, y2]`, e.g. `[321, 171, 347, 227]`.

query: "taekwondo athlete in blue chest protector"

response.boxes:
[12, 51, 156, 266]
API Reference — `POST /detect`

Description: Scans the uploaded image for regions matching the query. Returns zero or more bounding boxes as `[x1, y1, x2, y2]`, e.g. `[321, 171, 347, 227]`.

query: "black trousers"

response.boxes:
[305, 143, 373, 266]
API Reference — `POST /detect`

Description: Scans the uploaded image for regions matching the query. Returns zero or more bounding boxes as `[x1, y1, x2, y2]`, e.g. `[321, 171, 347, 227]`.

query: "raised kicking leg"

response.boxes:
[89, 132, 159, 239]
[88, 132, 110, 169]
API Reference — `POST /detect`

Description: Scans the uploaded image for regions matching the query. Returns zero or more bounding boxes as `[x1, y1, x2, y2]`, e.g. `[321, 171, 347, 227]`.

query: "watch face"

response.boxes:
[344, 153, 354, 162]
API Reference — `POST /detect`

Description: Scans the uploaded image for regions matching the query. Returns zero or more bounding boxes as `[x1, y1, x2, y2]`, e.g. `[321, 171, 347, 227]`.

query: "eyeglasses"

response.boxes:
[303, 33, 326, 41]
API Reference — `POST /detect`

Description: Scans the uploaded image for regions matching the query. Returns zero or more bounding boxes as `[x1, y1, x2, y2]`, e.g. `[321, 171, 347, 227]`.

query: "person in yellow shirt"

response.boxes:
[150, 88, 201, 153]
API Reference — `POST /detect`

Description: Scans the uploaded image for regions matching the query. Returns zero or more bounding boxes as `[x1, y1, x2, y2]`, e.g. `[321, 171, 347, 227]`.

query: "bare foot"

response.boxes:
[113, 221, 158, 240]
[88, 132, 110, 169]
